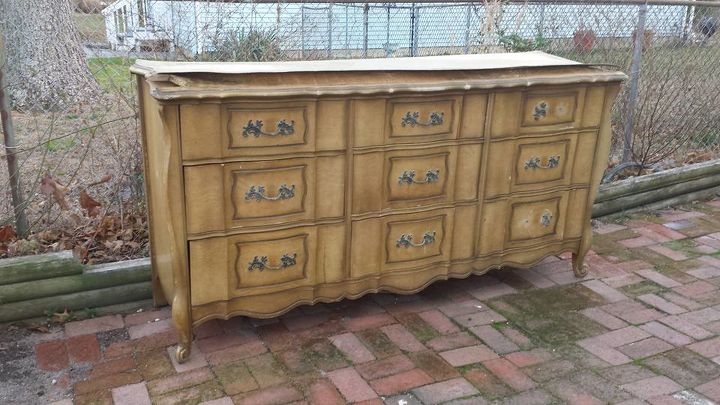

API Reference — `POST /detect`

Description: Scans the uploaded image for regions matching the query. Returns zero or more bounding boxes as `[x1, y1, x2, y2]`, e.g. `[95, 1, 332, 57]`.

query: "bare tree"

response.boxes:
[0, 0, 102, 111]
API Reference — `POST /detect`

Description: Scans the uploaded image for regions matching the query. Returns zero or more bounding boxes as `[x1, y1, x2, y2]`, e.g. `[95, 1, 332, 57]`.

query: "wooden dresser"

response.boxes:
[132, 52, 625, 362]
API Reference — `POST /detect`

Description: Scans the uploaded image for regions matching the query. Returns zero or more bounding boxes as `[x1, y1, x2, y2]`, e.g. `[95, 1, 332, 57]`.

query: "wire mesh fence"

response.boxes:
[1, 0, 720, 260]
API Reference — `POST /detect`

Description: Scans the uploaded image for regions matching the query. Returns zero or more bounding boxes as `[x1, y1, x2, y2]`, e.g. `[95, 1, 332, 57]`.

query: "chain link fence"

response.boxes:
[1, 0, 720, 260]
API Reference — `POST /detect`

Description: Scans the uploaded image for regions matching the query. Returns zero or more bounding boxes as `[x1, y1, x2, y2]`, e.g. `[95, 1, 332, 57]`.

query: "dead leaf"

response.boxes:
[51, 309, 72, 324]
[80, 190, 101, 217]
[26, 324, 50, 333]
[40, 175, 69, 210]
[0, 225, 16, 243]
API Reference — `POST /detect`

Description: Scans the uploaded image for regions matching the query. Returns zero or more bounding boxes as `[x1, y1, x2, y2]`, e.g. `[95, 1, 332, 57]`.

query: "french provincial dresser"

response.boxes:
[131, 52, 626, 362]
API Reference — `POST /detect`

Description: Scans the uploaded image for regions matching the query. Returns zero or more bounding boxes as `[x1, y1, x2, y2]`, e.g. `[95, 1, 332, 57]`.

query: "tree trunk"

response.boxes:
[0, 0, 102, 111]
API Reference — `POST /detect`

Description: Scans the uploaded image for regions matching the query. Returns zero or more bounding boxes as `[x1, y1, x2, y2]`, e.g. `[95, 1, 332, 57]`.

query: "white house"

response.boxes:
[101, 0, 691, 56]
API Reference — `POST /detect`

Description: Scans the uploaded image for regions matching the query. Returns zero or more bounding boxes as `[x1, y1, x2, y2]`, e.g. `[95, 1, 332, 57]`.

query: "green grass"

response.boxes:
[45, 138, 77, 152]
[88, 57, 136, 95]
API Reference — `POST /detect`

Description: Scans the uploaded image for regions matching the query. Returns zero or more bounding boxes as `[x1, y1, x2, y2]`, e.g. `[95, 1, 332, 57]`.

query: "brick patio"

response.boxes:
[11, 198, 720, 404]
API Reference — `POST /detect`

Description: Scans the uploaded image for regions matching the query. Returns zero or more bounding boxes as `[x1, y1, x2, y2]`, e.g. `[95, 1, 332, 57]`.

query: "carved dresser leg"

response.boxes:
[172, 295, 193, 363]
[572, 252, 589, 278]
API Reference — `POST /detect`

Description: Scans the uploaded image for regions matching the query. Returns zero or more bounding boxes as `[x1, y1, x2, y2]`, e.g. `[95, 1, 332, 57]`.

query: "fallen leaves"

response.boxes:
[79, 190, 101, 217]
[40, 174, 69, 210]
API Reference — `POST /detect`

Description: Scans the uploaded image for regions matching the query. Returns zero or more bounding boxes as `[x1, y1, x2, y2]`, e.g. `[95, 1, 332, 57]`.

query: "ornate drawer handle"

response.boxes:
[401, 111, 444, 127]
[242, 119, 295, 137]
[525, 155, 560, 170]
[247, 253, 297, 271]
[398, 169, 440, 185]
[533, 102, 548, 120]
[245, 184, 296, 201]
[540, 210, 553, 227]
[396, 231, 436, 248]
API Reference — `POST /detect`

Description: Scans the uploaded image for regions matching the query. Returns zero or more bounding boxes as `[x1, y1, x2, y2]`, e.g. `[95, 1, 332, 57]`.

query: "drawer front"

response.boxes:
[485, 132, 598, 198]
[515, 139, 569, 186]
[386, 214, 445, 264]
[231, 165, 306, 220]
[350, 209, 455, 277]
[189, 226, 326, 305]
[353, 144, 482, 214]
[184, 156, 345, 235]
[180, 99, 347, 160]
[491, 86, 586, 138]
[508, 197, 561, 243]
[227, 106, 307, 149]
[388, 152, 449, 203]
[521, 93, 577, 128]
[352, 95, 462, 147]
[479, 191, 579, 253]
[389, 98, 455, 138]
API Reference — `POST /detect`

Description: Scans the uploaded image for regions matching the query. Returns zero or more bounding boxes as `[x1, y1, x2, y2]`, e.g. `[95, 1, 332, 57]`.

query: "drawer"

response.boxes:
[491, 86, 587, 138]
[350, 209, 459, 277]
[389, 98, 455, 138]
[184, 156, 345, 235]
[485, 131, 598, 198]
[479, 190, 592, 253]
[179, 99, 346, 160]
[189, 224, 345, 305]
[352, 144, 482, 214]
[353, 95, 464, 147]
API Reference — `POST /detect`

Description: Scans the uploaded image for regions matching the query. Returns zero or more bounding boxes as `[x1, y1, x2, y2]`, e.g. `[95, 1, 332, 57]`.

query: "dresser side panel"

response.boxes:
[138, 80, 189, 308]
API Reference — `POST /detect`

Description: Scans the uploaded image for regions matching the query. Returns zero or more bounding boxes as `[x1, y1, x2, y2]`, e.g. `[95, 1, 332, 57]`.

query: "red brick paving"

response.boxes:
[19, 198, 720, 403]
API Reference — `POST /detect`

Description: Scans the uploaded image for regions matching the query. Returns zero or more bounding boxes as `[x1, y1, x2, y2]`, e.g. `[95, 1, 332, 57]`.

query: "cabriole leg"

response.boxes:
[172, 295, 192, 363]
[572, 251, 589, 278]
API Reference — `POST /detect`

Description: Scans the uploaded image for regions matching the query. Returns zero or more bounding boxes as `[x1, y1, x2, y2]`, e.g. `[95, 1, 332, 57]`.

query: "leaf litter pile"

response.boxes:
[1, 172, 148, 264]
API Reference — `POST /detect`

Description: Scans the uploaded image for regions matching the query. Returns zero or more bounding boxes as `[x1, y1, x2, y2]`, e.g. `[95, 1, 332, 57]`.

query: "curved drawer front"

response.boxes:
[479, 191, 583, 254]
[508, 197, 561, 242]
[515, 139, 569, 186]
[521, 93, 577, 128]
[353, 144, 482, 214]
[386, 214, 445, 264]
[189, 226, 326, 305]
[184, 156, 345, 236]
[491, 86, 586, 138]
[388, 152, 449, 202]
[231, 165, 306, 220]
[180, 99, 347, 160]
[485, 132, 597, 198]
[235, 234, 308, 289]
[390, 98, 455, 138]
[227, 106, 307, 149]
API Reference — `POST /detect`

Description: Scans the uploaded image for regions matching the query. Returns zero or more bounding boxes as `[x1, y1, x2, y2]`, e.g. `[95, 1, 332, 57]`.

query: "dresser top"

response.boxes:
[133, 52, 626, 100]
[133, 51, 580, 76]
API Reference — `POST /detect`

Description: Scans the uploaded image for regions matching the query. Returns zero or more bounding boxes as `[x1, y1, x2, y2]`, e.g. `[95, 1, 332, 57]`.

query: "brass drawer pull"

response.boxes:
[525, 155, 560, 170]
[540, 210, 553, 227]
[396, 231, 436, 248]
[245, 184, 296, 202]
[401, 111, 444, 127]
[533, 102, 548, 120]
[242, 119, 295, 137]
[247, 253, 297, 271]
[398, 169, 440, 185]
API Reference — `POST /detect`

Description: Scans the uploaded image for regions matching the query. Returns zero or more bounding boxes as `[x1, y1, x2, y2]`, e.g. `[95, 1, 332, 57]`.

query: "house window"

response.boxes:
[137, 0, 146, 28]
[115, 6, 127, 34]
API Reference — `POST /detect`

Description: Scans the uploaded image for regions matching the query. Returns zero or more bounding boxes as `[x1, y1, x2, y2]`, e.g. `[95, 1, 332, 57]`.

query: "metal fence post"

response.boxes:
[411, 3, 419, 56]
[465, 3, 472, 53]
[622, 2, 648, 163]
[363, 4, 369, 57]
[0, 35, 29, 237]
[327, 3, 333, 58]
[301, 5, 305, 59]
